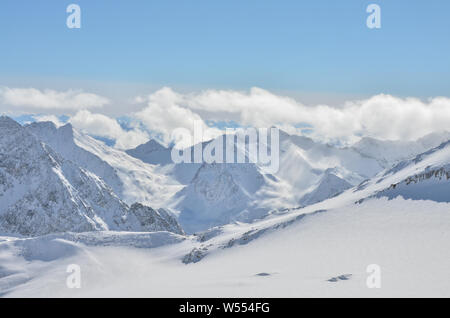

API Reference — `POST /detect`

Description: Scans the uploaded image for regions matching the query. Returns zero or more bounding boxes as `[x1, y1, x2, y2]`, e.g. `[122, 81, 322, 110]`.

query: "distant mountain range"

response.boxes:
[0, 115, 449, 236]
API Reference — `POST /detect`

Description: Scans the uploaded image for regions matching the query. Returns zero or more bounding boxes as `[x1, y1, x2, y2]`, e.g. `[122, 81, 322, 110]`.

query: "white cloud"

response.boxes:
[133, 87, 450, 144]
[134, 87, 222, 147]
[69, 110, 149, 150]
[33, 115, 65, 127]
[0, 87, 109, 112]
[3, 86, 450, 147]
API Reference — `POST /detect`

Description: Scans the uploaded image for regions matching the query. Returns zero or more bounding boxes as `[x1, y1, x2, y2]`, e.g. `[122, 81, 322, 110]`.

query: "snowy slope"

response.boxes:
[174, 129, 385, 231]
[25, 122, 124, 197]
[174, 163, 272, 233]
[182, 137, 450, 262]
[0, 117, 184, 236]
[368, 142, 450, 203]
[0, 119, 449, 297]
[279, 130, 382, 184]
[299, 169, 353, 206]
[124, 130, 386, 232]
[26, 121, 182, 208]
[24, 120, 449, 236]
[1, 197, 449, 297]
[164, 140, 450, 273]
[0, 136, 449, 296]
[352, 131, 450, 168]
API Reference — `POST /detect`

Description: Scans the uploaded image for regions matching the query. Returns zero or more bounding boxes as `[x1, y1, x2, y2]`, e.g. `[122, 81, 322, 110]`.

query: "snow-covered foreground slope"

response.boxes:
[1, 197, 449, 297]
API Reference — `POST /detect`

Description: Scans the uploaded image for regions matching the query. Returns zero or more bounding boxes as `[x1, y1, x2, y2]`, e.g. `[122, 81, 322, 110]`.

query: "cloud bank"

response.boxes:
[134, 87, 222, 147]
[4, 86, 450, 149]
[69, 110, 149, 150]
[135, 87, 450, 144]
[0, 87, 109, 112]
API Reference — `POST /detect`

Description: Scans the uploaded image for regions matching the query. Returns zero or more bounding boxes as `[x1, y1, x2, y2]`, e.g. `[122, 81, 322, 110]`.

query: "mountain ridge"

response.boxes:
[0, 117, 184, 237]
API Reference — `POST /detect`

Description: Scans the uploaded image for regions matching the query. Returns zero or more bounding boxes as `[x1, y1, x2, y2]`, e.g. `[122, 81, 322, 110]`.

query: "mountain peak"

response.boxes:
[0, 116, 21, 129]
[140, 139, 167, 151]
[26, 121, 75, 144]
[126, 138, 173, 165]
[59, 123, 74, 139]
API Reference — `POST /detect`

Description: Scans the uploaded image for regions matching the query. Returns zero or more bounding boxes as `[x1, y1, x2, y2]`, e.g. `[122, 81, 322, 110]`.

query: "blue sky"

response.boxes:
[0, 0, 449, 100]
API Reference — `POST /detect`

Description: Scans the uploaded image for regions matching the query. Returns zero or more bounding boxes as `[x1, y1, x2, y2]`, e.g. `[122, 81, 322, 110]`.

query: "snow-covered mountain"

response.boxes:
[351, 131, 450, 168]
[19, 119, 450, 235]
[0, 116, 183, 236]
[174, 162, 272, 233]
[25, 121, 182, 208]
[1, 116, 449, 297]
[125, 129, 388, 232]
[299, 169, 353, 206]
[125, 139, 173, 165]
[365, 140, 450, 203]
[1, 136, 449, 297]
[169, 129, 382, 232]
[175, 138, 450, 269]
[302, 138, 450, 207]
[25, 121, 124, 196]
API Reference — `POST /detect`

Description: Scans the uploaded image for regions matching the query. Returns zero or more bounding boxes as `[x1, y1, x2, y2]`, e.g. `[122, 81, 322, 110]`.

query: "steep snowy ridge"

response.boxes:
[125, 129, 386, 232]
[374, 165, 449, 202]
[26, 121, 182, 208]
[0, 117, 184, 236]
[279, 130, 383, 182]
[299, 170, 353, 206]
[25, 122, 124, 197]
[175, 163, 270, 233]
[9, 118, 449, 238]
[304, 139, 450, 207]
[214, 139, 450, 249]
[367, 140, 450, 202]
[126, 134, 298, 232]
[177, 140, 450, 265]
[352, 131, 450, 168]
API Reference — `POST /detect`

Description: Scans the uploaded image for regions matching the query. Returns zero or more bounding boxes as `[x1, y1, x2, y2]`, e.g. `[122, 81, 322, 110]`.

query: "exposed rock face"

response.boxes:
[129, 203, 184, 235]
